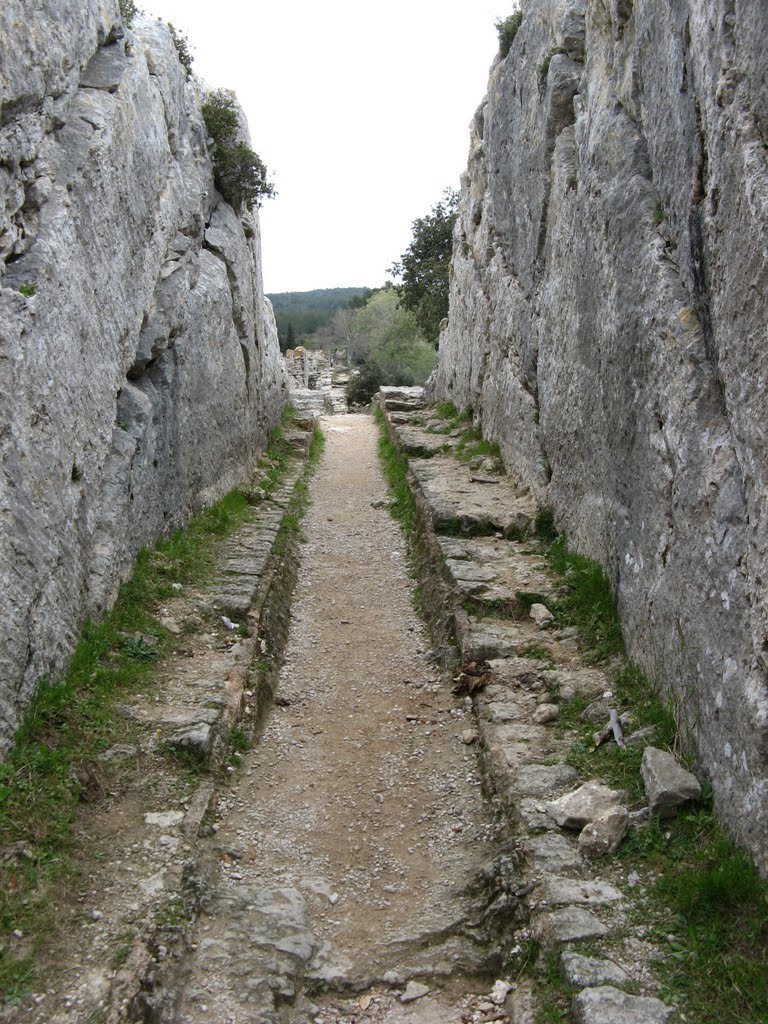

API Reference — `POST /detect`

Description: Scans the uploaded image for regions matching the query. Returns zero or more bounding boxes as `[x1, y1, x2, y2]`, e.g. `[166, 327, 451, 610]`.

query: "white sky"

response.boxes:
[143, 0, 509, 293]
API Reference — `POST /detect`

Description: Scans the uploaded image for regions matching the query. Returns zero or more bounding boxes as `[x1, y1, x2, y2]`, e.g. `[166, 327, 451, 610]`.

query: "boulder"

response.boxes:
[641, 747, 701, 818]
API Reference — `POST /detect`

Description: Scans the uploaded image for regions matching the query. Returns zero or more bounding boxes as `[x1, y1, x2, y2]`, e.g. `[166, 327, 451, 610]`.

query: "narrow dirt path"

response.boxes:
[169, 414, 512, 1024]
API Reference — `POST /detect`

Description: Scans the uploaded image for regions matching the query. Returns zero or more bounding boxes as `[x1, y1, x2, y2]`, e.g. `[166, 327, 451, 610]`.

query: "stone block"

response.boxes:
[572, 986, 675, 1023]
[535, 906, 608, 944]
[560, 953, 629, 988]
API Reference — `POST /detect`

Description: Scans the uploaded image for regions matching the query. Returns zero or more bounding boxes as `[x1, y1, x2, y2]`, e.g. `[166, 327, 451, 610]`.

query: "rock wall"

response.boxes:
[0, 1, 287, 750]
[430, 0, 768, 869]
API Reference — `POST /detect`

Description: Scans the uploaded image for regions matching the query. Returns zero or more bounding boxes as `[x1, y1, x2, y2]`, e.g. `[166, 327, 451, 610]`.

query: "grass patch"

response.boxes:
[519, 645, 555, 664]
[534, 506, 557, 543]
[375, 406, 417, 537]
[434, 400, 461, 420]
[620, 798, 768, 1024]
[462, 597, 516, 620]
[454, 424, 502, 464]
[546, 535, 624, 662]
[561, 663, 677, 800]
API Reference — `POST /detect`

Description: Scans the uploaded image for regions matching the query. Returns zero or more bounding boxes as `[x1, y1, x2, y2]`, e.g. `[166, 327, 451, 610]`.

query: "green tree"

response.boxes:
[202, 91, 275, 210]
[389, 188, 458, 345]
[285, 322, 296, 349]
[349, 289, 435, 384]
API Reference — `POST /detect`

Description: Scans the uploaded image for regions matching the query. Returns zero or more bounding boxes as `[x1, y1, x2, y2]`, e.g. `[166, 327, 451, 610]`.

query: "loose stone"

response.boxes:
[641, 747, 701, 818]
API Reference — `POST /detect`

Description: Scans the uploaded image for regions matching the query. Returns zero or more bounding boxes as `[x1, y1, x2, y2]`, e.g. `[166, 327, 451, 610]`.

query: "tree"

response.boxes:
[348, 289, 435, 383]
[389, 188, 458, 345]
[285, 322, 296, 350]
[201, 91, 275, 210]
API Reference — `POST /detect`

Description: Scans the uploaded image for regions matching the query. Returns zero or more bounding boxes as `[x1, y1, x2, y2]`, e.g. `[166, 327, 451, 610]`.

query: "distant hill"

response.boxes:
[266, 287, 371, 346]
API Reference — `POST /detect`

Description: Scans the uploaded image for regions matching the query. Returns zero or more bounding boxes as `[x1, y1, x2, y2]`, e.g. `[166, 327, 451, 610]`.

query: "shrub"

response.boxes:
[496, 12, 523, 58]
[346, 365, 383, 407]
[118, 0, 139, 27]
[167, 22, 193, 78]
[202, 91, 275, 210]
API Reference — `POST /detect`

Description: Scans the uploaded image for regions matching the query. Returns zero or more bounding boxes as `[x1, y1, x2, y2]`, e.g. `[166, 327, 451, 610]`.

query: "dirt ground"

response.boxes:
[170, 414, 515, 1023]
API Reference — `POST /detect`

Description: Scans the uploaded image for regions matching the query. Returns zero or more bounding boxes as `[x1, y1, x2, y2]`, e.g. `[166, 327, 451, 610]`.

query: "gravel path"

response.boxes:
[172, 414, 510, 1023]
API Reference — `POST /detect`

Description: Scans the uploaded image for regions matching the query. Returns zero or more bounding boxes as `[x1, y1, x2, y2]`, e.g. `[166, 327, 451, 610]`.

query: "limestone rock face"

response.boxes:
[0, 1, 287, 749]
[429, 0, 768, 871]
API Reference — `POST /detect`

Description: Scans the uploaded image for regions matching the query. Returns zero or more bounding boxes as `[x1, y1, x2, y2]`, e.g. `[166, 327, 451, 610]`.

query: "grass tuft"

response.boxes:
[375, 406, 417, 536]
[546, 535, 624, 662]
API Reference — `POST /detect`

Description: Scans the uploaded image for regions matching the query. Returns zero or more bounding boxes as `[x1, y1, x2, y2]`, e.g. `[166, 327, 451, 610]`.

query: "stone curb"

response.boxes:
[379, 387, 676, 1024]
[105, 427, 315, 1023]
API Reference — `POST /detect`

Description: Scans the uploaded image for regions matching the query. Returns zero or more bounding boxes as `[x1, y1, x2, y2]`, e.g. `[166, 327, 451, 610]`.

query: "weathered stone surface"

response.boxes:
[532, 703, 559, 724]
[641, 747, 702, 818]
[547, 782, 627, 830]
[0, 6, 287, 748]
[524, 833, 584, 875]
[513, 763, 579, 798]
[560, 953, 630, 988]
[535, 906, 608, 944]
[578, 808, 630, 858]
[409, 455, 534, 538]
[400, 981, 430, 1003]
[572, 985, 675, 1024]
[542, 877, 623, 907]
[530, 603, 555, 628]
[427, 0, 768, 871]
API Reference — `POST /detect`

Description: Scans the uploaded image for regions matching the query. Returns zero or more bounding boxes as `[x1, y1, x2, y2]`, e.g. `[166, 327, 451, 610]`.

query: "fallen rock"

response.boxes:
[547, 782, 627, 830]
[461, 728, 479, 745]
[573, 985, 675, 1023]
[489, 979, 513, 1005]
[626, 725, 657, 747]
[641, 747, 701, 817]
[530, 603, 555, 628]
[580, 699, 612, 724]
[400, 980, 430, 1003]
[144, 810, 185, 828]
[561, 952, 630, 988]
[532, 703, 559, 724]
[578, 807, 629, 858]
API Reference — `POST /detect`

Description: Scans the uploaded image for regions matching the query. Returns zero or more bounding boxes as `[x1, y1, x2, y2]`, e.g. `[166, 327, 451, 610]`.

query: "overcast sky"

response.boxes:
[143, 0, 509, 293]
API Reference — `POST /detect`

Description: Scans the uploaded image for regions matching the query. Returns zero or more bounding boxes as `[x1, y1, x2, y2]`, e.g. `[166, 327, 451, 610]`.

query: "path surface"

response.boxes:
[170, 414, 510, 1023]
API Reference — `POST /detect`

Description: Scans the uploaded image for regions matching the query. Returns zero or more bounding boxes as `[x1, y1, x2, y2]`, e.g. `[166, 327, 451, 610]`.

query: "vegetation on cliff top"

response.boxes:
[202, 90, 275, 211]
[496, 11, 523, 58]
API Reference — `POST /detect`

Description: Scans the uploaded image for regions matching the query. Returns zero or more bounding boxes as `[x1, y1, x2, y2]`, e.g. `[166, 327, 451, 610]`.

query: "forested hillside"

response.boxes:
[267, 287, 370, 347]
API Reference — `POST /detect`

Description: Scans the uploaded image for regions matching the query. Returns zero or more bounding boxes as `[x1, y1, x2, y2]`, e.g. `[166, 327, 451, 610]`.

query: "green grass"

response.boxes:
[375, 406, 417, 537]
[434, 401, 460, 420]
[534, 506, 557, 543]
[560, 662, 677, 800]
[454, 424, 502, 464]
[546, 535, 624, 662]
[620, 799, 768, 1024]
